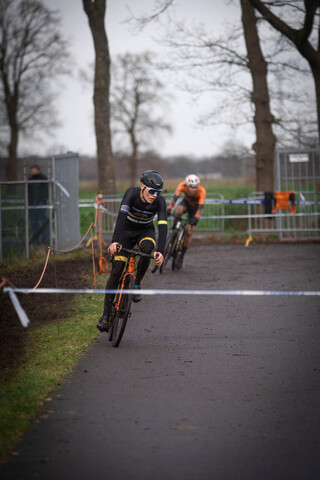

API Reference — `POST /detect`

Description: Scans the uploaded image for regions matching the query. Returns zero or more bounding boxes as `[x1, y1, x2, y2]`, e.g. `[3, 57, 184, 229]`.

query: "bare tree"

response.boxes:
[111, 52, 171, 186]
[126, 1, 317, 190]
[0, 0, 70, 180]
[82, 0, 116, 194]
[241, 0, 276, 191]
[152, 4, 277, 190]
[248, 0, 320, 140]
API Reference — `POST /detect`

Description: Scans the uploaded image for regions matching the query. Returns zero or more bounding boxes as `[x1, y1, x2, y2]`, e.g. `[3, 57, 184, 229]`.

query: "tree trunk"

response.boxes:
[248, 0, 320, 141]
[83, 0, 116, 194]
[307, 60, 320, 140]
[129, 130, 138, 187]
[241, 0, 276, 192]
[6, 125, 18, 181]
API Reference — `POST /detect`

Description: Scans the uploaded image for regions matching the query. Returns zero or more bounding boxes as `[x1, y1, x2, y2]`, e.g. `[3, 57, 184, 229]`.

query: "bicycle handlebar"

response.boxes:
[171, 214, 187, 221]
[118, 246, 159, 273]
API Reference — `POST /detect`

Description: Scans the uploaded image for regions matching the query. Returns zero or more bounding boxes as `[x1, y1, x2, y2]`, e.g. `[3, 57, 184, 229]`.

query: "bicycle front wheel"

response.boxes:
[160, 229, 178, 273]
[172, 230, 186, 271]
[112, 275, 134, 347]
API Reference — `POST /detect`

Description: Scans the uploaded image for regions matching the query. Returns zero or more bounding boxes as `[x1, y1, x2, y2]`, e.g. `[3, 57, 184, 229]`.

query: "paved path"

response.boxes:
[1, 243, 320, 479]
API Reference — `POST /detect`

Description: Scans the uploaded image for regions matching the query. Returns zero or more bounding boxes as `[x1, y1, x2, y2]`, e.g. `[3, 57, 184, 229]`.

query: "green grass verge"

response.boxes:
[0, 280, 105, 461]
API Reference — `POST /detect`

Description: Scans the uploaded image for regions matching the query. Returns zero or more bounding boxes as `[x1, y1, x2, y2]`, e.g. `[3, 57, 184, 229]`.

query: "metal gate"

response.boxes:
[273, 147, 320, 239]
[53, 153, 81, 250]
[0, 153, 81, 263]
[275, 147, 320, 193]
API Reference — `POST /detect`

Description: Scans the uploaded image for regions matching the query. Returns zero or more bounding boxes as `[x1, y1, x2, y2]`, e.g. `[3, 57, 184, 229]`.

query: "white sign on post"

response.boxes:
[289, 153, 309, 163]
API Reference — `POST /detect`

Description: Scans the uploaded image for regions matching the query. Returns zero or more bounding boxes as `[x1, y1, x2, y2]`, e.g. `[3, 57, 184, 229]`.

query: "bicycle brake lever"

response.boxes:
[151, 265, 158, 274]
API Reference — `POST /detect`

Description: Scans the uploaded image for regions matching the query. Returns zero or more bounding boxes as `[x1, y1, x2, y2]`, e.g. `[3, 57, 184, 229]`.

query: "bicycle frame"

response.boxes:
[161, 215, 188, 273]
[174, 219, 186, 249]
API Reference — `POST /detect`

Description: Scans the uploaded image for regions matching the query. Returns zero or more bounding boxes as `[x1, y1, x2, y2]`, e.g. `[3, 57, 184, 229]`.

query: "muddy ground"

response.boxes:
[0, 251, 96, 379]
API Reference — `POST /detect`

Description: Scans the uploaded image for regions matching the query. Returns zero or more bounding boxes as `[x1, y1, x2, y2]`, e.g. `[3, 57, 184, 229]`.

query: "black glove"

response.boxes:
[167, 208, 172, 217]
[189, 217, 199, 226]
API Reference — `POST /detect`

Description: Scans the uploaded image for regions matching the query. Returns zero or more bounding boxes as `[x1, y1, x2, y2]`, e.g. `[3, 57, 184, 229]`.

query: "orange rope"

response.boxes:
[50, 222, 93, 254]
[31, 247, 52, 291]
[27, 223, 94, 292]
[1, 198, 106, 296]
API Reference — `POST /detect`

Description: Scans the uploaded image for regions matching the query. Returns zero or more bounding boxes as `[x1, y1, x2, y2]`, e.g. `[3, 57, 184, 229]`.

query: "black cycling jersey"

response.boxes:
[112, 187, 168, 254]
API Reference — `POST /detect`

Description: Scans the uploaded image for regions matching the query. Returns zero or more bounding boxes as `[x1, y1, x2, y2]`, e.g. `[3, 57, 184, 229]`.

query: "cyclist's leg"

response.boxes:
[172, 203, 187, 227]
[180, 203, 197, 265]
[133, 230, 156, 302]
[185, 224, 196, 248]
[97, 254, 127, 332]
[97, 228, 136, 332]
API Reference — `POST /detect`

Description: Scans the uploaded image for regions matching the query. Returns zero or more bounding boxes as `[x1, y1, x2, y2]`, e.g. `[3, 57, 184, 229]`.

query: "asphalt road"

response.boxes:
[1, 242, 320, 480]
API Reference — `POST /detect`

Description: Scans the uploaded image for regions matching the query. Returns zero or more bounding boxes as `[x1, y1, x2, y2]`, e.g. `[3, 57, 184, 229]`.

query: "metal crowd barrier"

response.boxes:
[246, 191, 320, 240]
[82, 192, 319, 240]
[90, 193, 225, 234]
[3, 191, 319, 264]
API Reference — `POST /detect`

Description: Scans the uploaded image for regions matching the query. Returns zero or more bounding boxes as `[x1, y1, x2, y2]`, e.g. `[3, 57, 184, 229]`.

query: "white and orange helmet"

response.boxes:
[185, 174, 200, 188]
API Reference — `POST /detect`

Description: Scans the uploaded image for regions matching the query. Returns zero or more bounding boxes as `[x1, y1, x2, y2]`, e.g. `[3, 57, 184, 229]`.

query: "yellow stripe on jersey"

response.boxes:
[128, 212, 155, 221]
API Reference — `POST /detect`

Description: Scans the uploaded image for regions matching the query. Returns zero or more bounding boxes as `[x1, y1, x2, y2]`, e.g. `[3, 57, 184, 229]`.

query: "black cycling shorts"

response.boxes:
[117, 226, 156, 251]
[179, 199, 198, 221]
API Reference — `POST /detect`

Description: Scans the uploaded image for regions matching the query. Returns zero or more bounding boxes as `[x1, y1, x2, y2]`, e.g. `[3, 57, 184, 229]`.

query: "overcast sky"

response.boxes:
[28, 0, 252, 159]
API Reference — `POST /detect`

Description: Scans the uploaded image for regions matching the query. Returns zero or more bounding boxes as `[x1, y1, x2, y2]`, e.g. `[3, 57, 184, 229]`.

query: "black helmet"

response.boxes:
[140, 170, 163, 189]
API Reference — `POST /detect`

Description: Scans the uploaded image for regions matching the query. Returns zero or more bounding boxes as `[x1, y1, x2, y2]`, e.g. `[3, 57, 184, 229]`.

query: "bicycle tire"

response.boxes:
[160, 229, 178, 273]
[172, 229, 186, 271]
[112, 275, 134, 347]
[108, 305, 116, 341]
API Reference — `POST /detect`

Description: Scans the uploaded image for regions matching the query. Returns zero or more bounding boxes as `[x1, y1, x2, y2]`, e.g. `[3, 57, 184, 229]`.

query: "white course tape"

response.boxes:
[4, 287, 320, 296]
[4, 287, 320, 328]
[7, 289, 30, 327]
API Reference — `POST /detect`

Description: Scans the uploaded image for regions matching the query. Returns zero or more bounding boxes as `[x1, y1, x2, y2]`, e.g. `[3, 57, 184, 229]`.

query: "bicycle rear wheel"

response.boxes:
[160, 229, 177, 273]
[112, 275, 134, 347]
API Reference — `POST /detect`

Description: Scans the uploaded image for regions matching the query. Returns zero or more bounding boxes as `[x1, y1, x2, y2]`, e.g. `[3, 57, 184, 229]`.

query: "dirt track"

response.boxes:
[1, 242, 320, 479]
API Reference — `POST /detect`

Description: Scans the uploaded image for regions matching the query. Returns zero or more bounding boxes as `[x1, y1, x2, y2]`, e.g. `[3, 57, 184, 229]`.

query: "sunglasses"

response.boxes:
[145, 186, 162, 195]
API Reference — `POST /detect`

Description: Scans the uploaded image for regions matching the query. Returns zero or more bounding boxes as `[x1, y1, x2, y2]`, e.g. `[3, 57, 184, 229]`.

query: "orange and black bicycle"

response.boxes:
[107, 247, 158, 347]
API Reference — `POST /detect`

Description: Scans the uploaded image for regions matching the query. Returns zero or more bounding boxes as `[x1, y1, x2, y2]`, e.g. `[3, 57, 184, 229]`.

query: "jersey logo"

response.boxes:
[120, 204, 130, 213]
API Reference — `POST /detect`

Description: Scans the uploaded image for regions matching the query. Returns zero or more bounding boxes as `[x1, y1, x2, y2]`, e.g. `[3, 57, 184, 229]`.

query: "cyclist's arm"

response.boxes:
[195, 204, 204, 220]
[167, 194, 178, 212]
[194, 187, 206, 220]
[111, 188, 134, 244]
[156, 195, 168, 254]
[167, 182, 184, 213]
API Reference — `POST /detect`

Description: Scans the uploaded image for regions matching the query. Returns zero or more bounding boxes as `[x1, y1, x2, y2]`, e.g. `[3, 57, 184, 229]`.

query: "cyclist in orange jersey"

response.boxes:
[167, 174, 206, 267]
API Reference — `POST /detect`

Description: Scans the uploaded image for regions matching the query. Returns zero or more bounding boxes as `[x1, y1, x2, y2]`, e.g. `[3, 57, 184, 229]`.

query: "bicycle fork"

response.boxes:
[114, 256, 135, 312]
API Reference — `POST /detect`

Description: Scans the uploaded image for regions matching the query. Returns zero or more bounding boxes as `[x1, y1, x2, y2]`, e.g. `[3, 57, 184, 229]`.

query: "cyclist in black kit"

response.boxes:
[97, 170, 167, 332]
